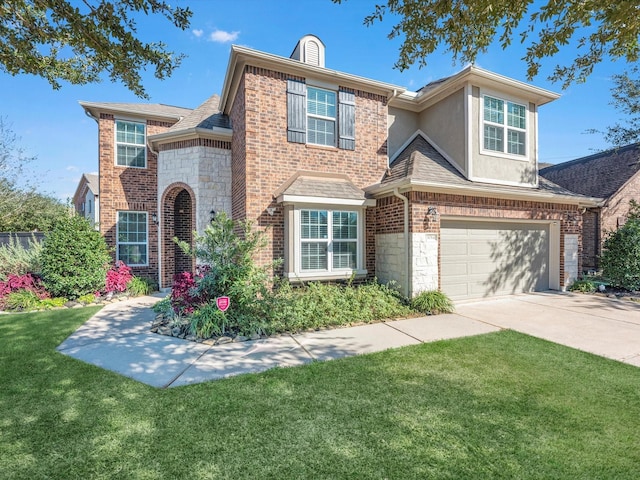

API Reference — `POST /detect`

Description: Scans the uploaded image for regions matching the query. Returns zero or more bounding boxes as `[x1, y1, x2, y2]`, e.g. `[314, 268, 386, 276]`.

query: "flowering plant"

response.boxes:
[105, 261, 133, 293]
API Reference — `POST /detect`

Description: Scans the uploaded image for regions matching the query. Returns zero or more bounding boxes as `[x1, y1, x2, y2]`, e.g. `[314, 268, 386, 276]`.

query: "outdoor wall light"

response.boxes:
[151, 213, 159, 225]
[210, 210, 216, 222]
[427, 206, 439, 216]
[266, 207, 276, 216]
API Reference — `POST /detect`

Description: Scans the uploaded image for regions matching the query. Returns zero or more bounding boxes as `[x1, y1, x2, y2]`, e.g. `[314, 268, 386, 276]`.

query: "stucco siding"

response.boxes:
[470, 86, 538, 186]
[387, 107, 419, 161]
[418, 88, 466, 174]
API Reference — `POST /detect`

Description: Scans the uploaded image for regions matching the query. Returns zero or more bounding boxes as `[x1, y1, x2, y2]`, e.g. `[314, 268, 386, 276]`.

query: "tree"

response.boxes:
[334, 0, 640, 87]
[589, 68, 640, 146]
[600, 201, 640, 291]
[0, 118, 68, 231]
[0, 0, 192, 98]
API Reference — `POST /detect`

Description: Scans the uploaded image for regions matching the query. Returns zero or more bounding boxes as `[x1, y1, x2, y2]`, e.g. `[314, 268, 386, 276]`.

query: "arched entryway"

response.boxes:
[161, 183, 196, 288]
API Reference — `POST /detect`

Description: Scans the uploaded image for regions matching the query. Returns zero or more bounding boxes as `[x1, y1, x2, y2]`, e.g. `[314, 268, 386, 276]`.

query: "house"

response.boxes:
[79, 34, 599, 300]
[540, 143, 640, 272]
[72, 173, 100, 228]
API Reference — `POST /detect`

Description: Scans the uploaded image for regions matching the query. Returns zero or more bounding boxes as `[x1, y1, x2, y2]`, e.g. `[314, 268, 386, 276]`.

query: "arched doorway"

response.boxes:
[161, 183, 195, 288]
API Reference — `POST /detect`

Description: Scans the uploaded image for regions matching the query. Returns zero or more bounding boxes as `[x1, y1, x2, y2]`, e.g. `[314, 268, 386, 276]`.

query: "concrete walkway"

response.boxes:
[56, 294, 498, 388]
[57, 291, 640, 388]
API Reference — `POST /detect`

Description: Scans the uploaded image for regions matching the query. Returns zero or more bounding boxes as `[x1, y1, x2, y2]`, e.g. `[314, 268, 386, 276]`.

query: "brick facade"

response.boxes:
[98, 114, 176, 282]
[231, 66, 389, 275]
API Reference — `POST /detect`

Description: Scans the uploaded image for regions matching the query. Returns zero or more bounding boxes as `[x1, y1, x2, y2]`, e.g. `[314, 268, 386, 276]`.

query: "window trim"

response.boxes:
[288, 205, 367, 280]
[306, 86, 337, 147]
[114, 118, 147, 169]
[479, 92, 529, 162]
[116, 211, 149, 267]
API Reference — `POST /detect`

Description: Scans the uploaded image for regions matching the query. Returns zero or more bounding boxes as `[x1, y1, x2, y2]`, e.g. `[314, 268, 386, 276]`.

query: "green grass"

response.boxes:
[2, 309, 640, 479]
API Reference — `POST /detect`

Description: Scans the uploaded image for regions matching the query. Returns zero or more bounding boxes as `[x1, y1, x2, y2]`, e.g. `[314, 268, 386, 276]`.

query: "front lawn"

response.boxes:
[2, 309, 640, 479]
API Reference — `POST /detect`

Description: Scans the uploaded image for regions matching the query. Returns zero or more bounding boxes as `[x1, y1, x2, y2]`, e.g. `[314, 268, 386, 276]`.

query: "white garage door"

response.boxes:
[441, 220, 550, 300]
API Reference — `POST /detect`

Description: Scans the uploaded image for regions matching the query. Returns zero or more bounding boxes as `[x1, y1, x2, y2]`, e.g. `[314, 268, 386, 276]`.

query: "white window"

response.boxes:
[307, 87, 336, 146]
[299, 209, 359, 272]
[482, 95, 527, 157]
[116, 211, 148, 266]
[116, 120, 146, 167]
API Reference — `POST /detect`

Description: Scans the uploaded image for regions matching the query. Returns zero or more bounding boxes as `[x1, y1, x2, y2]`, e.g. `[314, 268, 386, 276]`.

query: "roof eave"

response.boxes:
[366, 179, 602, 206]
[148, 126, 233, 149]
[219, 45, 407, 114]
[78, 101, 189, 122]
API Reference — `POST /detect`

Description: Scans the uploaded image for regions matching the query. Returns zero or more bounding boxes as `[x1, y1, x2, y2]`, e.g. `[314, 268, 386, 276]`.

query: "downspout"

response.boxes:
[393, 188, 411, 298]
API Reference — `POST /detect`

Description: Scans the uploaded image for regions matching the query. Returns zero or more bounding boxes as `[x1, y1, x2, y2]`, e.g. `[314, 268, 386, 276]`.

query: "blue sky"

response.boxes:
[0, 0, 625, 200]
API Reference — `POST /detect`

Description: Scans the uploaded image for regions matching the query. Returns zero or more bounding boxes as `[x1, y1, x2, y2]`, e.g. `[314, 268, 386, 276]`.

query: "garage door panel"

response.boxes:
[441, 220, 550, 301]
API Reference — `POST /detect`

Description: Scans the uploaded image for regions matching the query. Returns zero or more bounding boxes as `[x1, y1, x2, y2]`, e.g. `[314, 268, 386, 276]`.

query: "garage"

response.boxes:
[440, 220, 550, 300]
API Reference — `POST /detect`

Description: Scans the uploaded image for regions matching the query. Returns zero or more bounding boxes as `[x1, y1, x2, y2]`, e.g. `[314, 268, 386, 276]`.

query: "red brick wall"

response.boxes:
[582, 208, 599, 271]
[600, 172, 640, 253]
[98, 114, 175, 282]
[231, 66, 389, 274]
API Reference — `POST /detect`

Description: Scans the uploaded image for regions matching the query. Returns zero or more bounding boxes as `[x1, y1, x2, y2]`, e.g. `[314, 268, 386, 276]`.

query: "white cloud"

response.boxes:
[66, 165, 79, 172]
[192, 29, 203, 38]
[209, 29, 239, 43]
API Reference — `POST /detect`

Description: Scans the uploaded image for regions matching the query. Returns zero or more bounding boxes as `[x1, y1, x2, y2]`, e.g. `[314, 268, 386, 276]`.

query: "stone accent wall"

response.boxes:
[564, 233, 579, 288]
[375, 233, 406, 291]
[412, 233, 439, 294]
[157, 145, 232, 234]
[98, 114, 175, 282]
[232, 65, 389, 274]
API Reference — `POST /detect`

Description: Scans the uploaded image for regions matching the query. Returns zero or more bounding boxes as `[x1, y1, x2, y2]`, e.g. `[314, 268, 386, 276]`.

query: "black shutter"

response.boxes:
[287, 79, 306, 143]
[338, 90, 355, 150]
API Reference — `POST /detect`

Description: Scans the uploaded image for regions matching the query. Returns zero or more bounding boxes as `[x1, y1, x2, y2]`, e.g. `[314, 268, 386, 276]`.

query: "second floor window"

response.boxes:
[483, 95, 527, 157]
[307, 87, 336, 146]
[116, 120, 146, 167]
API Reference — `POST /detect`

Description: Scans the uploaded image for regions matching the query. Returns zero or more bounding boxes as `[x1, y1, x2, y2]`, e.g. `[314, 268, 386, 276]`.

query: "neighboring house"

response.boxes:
[80, 34, 599, 300]
[72, 173, 100, 228]
[540, 143, 640, 271]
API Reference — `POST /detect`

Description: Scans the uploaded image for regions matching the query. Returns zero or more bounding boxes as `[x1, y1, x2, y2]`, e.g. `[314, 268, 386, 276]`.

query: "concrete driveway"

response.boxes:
[455, 292, 640, 367]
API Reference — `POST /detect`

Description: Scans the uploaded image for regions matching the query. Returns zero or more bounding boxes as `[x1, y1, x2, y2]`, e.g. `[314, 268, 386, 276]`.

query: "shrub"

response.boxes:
[41, 213, 111, 299]
[600, 203, 640, 291]
[127, 276, 156, 296]
[410, 290, 455, 315]
[174, 212, 277, 317]
[0, 235, 43, 280]
[170, 272, 202, 314]
[568, 279, 597, 293]
[190, 303, 230, 338]
[77, 293, 98, 305]
[0, 273, 49, 309]
[4, 289, 41, 311]
[38, 297, 68, 309]
[105, 261, 133, 293]
[152, 296, 173, 316]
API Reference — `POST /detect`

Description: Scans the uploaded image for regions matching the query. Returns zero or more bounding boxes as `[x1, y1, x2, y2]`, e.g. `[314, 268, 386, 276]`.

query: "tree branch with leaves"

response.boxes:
[335, 0, 640, 87]
[0, 0, 192, 98]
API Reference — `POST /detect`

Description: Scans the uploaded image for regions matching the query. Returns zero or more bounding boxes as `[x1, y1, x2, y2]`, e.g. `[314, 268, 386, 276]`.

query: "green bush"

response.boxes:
[38, 297, 68, 309]
[4, 289, 40, 311]
[41, 214, 111, 299]
[77, 293, 98, 305]
[152, 297, 172, 316]
[568, 279, 597, 293]
[0, 235, 43, 280]
[600, 203, 640, 291]
[410, 290, 454, 315]
[127, 276, 156, 296]
[190, 303, 230, 338]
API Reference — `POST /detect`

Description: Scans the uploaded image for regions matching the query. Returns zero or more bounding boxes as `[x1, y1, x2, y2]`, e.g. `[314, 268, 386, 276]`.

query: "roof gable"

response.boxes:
[540, 143, 640, 199]
[165, 94, 230, 133]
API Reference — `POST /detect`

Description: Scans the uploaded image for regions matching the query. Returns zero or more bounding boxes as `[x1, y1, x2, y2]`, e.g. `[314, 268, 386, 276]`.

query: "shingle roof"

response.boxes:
[84, 173, 99, 195]
[382, 135, 585, 198]
[275, 172, 368, 201]
[539, 143, 640, 199]
[165, 94, 231, 132]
